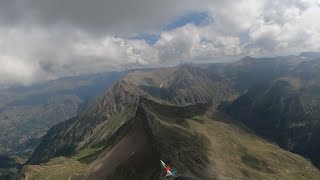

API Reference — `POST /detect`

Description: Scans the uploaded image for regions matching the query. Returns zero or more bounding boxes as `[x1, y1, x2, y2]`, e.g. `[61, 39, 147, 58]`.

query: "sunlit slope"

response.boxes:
[19, 157, 87, 180]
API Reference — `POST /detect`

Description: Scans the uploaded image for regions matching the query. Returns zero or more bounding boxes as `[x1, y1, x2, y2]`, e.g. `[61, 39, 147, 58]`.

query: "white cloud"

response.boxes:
[246, 1, 320, 56]
[0, 0, 320, 87]
[0, 55, 42, 87]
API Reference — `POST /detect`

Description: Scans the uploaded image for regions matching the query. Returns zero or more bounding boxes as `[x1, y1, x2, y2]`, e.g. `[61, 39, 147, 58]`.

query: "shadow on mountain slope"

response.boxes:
[73, 100, 212, 180]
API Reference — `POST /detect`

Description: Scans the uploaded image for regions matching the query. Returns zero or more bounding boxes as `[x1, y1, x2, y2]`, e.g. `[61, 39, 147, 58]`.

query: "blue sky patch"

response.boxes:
[132, 11, 212, 45]
[131, 33, 160, 45]
[164, 11, 212, 31]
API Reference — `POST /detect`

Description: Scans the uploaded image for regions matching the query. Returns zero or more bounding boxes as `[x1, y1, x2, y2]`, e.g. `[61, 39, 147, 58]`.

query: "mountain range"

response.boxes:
[222, 58, 320, 168]
[1, 52, 320, 179]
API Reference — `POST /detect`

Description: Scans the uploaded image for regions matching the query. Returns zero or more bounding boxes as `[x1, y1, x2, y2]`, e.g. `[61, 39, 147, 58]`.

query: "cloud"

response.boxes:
[155, 24, 243, 63]
[247, 0, 320, 55]
[0, 0, 207, 35]
[0, 55, 42, 87]
[0, 0, 320, 87]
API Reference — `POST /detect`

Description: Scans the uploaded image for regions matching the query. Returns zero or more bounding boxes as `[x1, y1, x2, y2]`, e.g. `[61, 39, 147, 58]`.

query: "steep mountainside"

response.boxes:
[223, 59, 320, 167]
[0, 71, 126, 155]
[27, 65, 239, 164]
[22, 64, 320, 179]
[124, 65, 238, 106]
[21, 98, 320, 180]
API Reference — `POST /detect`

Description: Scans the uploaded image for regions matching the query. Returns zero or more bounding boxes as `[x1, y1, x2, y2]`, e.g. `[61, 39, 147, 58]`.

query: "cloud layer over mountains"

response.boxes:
[1, 0, 320, 87]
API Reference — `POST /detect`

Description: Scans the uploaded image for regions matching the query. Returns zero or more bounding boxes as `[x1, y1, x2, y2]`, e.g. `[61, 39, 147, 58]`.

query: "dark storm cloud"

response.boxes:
[0, 0, 206, 34]
[0, 0, 25, 25]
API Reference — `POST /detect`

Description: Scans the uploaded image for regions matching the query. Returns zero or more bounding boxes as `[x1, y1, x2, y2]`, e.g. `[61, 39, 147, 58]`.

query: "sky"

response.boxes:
[1, 0, 320, 87]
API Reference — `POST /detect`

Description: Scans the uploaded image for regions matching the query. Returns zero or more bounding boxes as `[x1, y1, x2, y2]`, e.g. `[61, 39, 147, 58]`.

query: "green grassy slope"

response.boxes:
[20, 157, 87, 180]
[20, 99, 320, 180]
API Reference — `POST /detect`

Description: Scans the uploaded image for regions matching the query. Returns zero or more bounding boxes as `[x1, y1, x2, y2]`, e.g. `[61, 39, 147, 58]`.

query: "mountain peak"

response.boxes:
[175, 63, 206, 77]
[233, 56, 255, 65]
[177, 63, 197, 70]
[240, 55, 254, 61]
